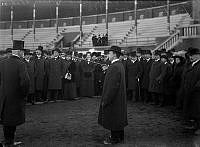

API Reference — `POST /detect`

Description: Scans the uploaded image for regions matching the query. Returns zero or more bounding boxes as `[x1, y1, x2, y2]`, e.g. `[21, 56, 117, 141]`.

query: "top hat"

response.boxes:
[105, 46, 123, 55]
[13, 40, 24, 50]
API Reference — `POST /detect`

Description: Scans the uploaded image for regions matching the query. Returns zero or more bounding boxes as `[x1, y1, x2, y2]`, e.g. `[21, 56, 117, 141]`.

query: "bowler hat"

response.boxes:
[36, 46, 43, 51]
[154, 50, 161, 56]
[129, 51, 137, 57]
[6, 48, 12, 53]
[105, 46, 123, 55]
[187, 47, 200, 56]
[160, 55, 168, 60]
[144, 50, 152, 55]
[52, 48, 61, 54]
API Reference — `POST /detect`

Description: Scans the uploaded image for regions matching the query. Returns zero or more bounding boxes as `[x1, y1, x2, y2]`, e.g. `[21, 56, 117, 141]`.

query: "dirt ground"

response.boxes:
[1, 98, 200, 147]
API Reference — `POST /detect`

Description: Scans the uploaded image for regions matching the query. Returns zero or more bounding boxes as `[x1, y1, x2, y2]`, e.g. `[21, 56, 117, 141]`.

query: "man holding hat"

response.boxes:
[98, 46, 127, 144]
[0, 47, 30, 146]
[182, 47, 200, 135]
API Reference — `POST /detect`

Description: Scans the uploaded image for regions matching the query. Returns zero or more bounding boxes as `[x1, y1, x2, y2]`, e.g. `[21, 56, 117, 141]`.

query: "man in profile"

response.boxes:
[98, 46, 128, 144]
[0, 47, 30, 146]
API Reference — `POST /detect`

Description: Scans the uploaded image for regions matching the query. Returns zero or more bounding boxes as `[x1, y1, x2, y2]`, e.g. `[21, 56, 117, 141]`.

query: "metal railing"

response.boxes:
[152, 31, 180, 52]
[179, 24, 200, 37]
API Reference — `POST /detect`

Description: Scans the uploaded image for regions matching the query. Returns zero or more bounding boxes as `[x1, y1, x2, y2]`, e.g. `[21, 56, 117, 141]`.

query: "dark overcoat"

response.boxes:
[126, 59, 140, 91]
[63, 60, 77, 100]
[98, 60, 128, 131]
[25, 58, 35, 94]
[0, 55, 30, 126]
[141, 59, 153, 90]
[79, 61, 95, 97]
[47, 57, 63, 90]
[34, 57, 46, 91]
[182, 61, 200, 119]
[149, 60, 164, 93]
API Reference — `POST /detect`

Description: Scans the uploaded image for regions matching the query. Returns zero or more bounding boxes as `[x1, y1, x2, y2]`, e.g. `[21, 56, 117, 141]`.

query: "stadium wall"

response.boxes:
[0, 1, 192, 30]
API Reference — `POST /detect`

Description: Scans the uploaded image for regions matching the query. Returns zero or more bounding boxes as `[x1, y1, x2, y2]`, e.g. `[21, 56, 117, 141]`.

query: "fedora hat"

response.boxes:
[105, 46, 123, 55]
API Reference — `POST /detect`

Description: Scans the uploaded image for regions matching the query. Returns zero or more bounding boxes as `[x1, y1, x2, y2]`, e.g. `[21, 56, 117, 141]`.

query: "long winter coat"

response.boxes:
[98, 60, 128, 131]
[79, 61, 95, 97]
[34, 57, 46, 91]
[126, 59, 140, 91]
[141, 59, 153, 90]
[47, 57, 63, 90]
[182, 60, 200, 119]
[0, 55, 30, 126]
[149, 60, 164, 93]
[25, 58, 35, 94]
[63, 60, 77, 100]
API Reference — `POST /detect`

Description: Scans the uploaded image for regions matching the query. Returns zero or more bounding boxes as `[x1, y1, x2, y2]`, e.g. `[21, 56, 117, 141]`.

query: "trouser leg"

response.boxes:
[3, 126, 16, 145]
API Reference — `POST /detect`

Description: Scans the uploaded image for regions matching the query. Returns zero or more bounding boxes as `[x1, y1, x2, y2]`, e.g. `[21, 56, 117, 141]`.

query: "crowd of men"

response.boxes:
[0, 45, 200, 145]
[92, 33, 108, 46]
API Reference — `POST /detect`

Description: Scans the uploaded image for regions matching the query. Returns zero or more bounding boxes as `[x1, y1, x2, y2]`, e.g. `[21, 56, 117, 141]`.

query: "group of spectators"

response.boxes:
[92, 33, 108, 46]
[0, 45, 200, 146]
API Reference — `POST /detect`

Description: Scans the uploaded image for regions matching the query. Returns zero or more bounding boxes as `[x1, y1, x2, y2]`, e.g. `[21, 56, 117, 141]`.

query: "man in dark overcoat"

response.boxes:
[24, 51, 35, 104]
[79, 52, 95, 97]
[98, 46, 127, 144]
[126, 51, 140, 101]
[0, 48, 30, 146]
[149, 50, 163, 105]
[141, 50, 153, 103]
[34, 46, 46, 102]
[63, 51, 77, 100]
[182, 48, 200, 135]
[47, 48, 63, 102]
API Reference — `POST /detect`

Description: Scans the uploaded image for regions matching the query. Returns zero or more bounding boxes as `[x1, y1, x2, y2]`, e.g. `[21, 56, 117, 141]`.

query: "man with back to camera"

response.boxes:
[0, 47, 30, 147]
[98, 46, 128, 144]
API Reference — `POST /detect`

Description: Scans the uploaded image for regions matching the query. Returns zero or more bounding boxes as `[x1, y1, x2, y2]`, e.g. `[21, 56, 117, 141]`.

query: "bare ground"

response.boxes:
[1, 98, 200, 147]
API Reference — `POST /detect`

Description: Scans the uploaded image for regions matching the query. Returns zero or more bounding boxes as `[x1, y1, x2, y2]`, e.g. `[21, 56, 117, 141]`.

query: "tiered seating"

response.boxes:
[0, 13, 193, 50]
[0, 29, 12, 49]
[23, 27, 61, 50]
[76, 21, 134, 47]
[76, 13, 192, 47]
[122, 13, 192, 46]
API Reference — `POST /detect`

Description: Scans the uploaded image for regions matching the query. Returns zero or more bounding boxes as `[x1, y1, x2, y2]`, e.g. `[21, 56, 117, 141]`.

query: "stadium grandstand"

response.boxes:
[0, 0, 199, 52]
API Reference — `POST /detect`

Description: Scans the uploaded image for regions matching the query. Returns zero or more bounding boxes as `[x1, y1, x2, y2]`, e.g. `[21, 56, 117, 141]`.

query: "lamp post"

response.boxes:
[167, 0, 170, 34]
[106, 0, 108, 36]
[80, 0, 82, 47]
[134, 0, 137, 36]
[33, 3, 36, 42]
[11, 5, 13, 42]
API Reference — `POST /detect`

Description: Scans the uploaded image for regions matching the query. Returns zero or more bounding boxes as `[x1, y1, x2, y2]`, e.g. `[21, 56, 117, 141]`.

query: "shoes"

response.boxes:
[103, 137, 123, 145]
[0, 141, 23, 147]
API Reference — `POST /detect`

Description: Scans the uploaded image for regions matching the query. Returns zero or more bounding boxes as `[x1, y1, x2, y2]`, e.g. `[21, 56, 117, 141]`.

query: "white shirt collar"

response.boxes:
[192, 59, 200, 67]
[131, 59, 137, 63]
[111, 59, 119, 64]
[12, 53, 20, 58]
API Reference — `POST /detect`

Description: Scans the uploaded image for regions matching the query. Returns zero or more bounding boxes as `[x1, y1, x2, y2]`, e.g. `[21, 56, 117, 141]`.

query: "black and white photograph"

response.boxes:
[0, 0, 200, 146]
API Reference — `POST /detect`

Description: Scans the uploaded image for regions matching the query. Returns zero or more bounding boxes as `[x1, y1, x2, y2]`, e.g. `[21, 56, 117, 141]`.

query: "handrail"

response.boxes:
[152, 31, 180, 52]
